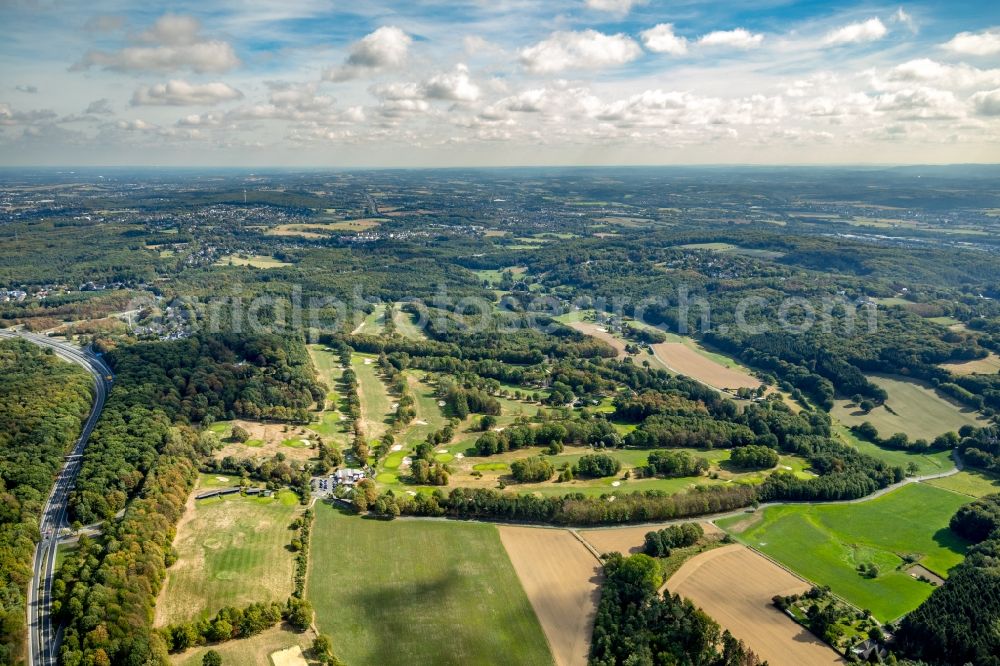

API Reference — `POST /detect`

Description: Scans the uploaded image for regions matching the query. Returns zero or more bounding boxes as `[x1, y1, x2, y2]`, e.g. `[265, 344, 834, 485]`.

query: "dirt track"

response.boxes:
[667, 544, 845, 666]
[498, 527, 602, 666]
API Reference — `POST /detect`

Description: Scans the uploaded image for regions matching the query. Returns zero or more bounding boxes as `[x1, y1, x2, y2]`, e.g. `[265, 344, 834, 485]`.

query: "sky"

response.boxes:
[1, 0, 999, 166]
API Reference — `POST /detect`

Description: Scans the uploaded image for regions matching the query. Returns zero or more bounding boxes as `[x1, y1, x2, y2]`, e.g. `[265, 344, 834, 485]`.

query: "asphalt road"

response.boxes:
[0, 330, 112, 666]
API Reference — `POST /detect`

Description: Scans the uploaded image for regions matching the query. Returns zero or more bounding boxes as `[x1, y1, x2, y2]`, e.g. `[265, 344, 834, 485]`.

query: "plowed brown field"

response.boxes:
[498, 527, 602, 666]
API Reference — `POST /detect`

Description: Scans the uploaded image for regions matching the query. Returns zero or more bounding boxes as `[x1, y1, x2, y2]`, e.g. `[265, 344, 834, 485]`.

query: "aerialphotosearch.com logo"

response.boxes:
[125, 284, 879, 340]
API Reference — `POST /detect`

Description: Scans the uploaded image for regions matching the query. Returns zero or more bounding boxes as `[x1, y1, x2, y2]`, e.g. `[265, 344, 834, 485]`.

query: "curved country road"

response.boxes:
[0, 330, 112, 666]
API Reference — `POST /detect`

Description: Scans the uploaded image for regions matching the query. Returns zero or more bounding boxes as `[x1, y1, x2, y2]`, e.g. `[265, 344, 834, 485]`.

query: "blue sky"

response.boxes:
[1, 0, 998, 166]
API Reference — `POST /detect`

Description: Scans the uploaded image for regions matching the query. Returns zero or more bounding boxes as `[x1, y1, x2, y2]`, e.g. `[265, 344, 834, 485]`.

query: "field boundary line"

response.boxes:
[568, 529, 604, 563]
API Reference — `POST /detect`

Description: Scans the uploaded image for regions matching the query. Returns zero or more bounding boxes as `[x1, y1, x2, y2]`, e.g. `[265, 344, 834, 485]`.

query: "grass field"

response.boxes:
[392, 304, 426, 339]
[717, 483, 970, 621]
[306, 345, 348, 442]
[213, 254, 292, 269]
[154, 478, 300, 626]
[352, 353, 392, 439]
[170, 625, 316, 666]
[939, 351, 1000, 375]
[923, 469, 1000, 498]
[831, 374, 987, 440]
[307, 503, 552, 666]
[835, 424, 955, 476]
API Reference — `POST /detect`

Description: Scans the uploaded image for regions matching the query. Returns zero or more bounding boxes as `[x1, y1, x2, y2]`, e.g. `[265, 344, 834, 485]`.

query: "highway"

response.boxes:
[0, 330, 112, 666]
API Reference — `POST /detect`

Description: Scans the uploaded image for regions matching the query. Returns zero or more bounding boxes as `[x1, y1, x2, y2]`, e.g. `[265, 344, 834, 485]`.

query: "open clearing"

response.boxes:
[831, 374, 987, 440]
[923, 469, 1000, 497]
[565, 321, 627, 358]
[352, 353, 392, 439]
[939, 351, 1000, 375]
[498, 526, 601, 666]
[210, 420, 318, 464]
[717, 483, 970, 621]
[835, 424, 954, 476]
[652, 341, 761, 390]
[169, 625, 316, 666]
[667, 544, 844, 666]
[307, 504, 552, 666]
[579, 521, 722, 556]
[265, 219, 383, 237]
[213, 254, 292, 269]
[154, 476, 300, 627]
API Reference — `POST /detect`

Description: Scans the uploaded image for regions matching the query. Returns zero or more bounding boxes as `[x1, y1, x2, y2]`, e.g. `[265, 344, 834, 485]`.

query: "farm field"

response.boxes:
[651, 340, 761, 391]
[923, 469, 1000, 498]
[579, 521, 721, 556]
[307, 504, 552, 666]
[497, 526, 601, 666]
[213, 254, 292, 269]
[352, 353, 392, 439]
[154, 476, 301, 627]
[717, 483, 970, 621]
[169, 625, 316, 666]
[565, 320, 627, 358]
[939, 351, 1000, 375]
[830, 374, 987, 440]
[667, 544, 844, 666]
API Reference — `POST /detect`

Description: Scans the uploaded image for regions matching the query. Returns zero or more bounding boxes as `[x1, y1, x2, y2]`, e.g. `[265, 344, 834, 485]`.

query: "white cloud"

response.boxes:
[85, 99, 115, 115]
[891, 8, 917, 33]
[0, 104, 57, 126]
[423, 64, 481, 102]
[177, 113, 223, 127]
[115, 118, 156, 132]
[519, 30, 642, 73]
[641, 24, 688, 55]
[323, 26, 411, 82]
[138, 14, 201, 46]
[972, 89, 1000, 116]
[942, 28, 1000, 56]
[15, 85, 38, 94]
[697, 29, 764, 50]
[882, 59, 1000, 90]
[131, 80, 243, 106]
[876, 87, 964, 120]
[73, 14, 239, 73]
[824, 18, 888, 46]
[585, 0, 646, 14]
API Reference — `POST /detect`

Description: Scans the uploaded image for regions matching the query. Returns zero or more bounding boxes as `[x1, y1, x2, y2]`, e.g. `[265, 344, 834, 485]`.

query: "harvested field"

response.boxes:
[498, 526, 602, 666]
[213, 254, 291, 268]
[652, 342, 761, 390]
[667, 544, 845, 666]
[939, 351, 1000, 375]
[566, 321, 627, 358]
[579, 522, 721, 556]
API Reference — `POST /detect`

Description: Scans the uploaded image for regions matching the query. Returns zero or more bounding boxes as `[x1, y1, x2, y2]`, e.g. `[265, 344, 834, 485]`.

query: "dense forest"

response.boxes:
[69, 334, 324, 523]
[894, 494, 1000, 665]
[0, 340, 92, 664]
[589, 552, 763, 665]
[50, 333, 325, 665]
